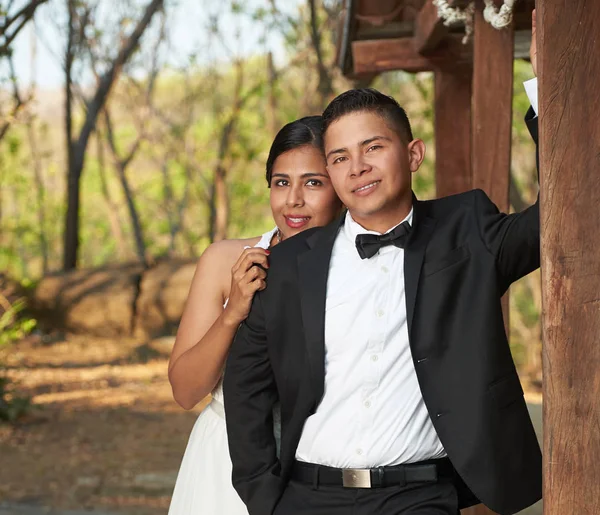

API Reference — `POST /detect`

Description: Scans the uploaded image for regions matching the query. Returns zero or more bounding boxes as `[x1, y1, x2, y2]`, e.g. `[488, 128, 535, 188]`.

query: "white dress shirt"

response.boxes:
[295, 78, 539, 469]
[295, 209, 446, 468]
[524, 78, 538, 116]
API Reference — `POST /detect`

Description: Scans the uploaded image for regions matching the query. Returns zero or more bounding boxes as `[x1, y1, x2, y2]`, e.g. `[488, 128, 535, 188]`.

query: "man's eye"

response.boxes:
[332, 156, 346, 164]
[367, 145, 382, 152]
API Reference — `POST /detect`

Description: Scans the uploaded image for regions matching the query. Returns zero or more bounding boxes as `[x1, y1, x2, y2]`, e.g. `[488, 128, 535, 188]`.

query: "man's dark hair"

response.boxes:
[265, 115, 323, 186]
[322, 88, 414, 143]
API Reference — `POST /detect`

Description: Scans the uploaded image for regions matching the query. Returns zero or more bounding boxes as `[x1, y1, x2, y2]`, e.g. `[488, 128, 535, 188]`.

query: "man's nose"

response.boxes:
[350, 155, 371, 177]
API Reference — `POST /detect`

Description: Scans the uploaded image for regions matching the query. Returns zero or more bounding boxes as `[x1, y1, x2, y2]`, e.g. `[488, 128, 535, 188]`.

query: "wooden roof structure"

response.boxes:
[337, 0, 536, 77]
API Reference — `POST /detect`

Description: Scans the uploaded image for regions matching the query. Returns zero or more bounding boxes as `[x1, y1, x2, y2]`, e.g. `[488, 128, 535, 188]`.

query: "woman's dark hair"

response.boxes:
[266, 115, 324, 186]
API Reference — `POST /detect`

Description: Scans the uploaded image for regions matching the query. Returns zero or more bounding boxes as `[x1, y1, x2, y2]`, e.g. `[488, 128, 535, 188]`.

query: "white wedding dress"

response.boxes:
[168, 228, 280, 515]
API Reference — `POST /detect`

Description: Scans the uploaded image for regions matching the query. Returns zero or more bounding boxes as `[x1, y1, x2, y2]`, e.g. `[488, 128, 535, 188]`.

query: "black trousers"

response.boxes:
[273, 478, 460, 515]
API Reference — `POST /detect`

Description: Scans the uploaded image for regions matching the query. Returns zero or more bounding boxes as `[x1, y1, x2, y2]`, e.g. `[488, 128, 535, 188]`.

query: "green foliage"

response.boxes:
[0, 297, 37, 348]
[0, 375, 32, 423]
[0, 287, 36, 423]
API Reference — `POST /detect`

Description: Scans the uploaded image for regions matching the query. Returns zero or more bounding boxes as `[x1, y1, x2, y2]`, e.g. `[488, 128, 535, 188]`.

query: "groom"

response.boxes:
[225, 52, 541, 515]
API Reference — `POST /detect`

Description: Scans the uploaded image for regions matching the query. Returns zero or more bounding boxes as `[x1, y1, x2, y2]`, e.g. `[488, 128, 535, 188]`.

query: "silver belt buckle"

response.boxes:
[342, 468, 372, 488]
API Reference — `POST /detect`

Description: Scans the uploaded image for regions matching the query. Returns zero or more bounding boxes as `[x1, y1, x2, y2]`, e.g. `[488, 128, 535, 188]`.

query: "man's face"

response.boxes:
[324, 111, 425, 227]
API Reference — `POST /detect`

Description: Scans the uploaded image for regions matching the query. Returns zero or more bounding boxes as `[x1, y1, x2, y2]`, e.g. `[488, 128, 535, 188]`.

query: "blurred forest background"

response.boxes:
[0, 0, 540, 511]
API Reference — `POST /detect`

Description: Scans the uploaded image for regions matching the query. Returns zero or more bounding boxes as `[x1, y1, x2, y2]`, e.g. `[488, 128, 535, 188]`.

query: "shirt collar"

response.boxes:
[343, 207, 414, 243]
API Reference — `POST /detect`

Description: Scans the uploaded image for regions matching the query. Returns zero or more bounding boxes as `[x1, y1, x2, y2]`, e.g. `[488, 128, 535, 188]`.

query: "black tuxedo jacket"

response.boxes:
[224, 112, 540, 515]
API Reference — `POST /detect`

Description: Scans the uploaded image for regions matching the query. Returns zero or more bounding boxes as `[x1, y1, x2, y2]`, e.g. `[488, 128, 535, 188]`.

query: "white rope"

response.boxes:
[483, 0, 516, 29]
[432, 0, 476, 44]
[432, 0, 518, 44]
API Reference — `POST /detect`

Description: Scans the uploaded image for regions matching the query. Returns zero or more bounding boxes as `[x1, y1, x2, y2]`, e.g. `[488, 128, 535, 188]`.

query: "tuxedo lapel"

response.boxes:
[404, 199, 436, 338]
[297, 215, 343, 408]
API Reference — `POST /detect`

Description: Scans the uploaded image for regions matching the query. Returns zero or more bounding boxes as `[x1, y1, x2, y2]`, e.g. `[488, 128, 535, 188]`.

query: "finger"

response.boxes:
[252, 267, 268, 281]
[232, 247, 268, 274]
[240, 251, 270, 273]
[231, 248, 250, 274]
[241, 277, 266, 298]
[243, 265, 267, 282]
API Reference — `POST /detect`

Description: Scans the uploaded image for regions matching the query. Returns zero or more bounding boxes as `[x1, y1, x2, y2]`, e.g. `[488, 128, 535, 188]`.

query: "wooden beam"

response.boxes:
[539, 2, 600, 514]
[414, 0, 450, 54]
[464, 2, 514, 510]
[414, 0, 471, 54]
[434, 63, 472, 196]
[352, 35, 472, 75]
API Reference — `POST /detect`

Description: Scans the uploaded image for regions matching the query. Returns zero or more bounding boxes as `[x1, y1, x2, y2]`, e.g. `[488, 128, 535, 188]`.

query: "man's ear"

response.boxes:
[407, 139, 426, 173]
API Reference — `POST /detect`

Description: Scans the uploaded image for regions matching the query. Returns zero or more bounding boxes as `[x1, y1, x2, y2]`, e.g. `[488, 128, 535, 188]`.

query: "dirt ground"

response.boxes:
[0, 333, 543, 515]
[0, 334, 207, 514]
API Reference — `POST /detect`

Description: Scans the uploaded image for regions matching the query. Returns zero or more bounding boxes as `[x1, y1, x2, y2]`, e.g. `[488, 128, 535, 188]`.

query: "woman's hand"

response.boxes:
[223, 247, 270, 326]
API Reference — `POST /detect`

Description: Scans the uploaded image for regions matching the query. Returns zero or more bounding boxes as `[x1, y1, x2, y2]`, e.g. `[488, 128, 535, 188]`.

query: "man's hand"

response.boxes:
[530, 9, 537, 76]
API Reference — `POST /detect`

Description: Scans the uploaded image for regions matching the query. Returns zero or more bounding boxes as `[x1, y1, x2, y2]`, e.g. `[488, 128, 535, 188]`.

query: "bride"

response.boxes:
[167, 115, 342, 514]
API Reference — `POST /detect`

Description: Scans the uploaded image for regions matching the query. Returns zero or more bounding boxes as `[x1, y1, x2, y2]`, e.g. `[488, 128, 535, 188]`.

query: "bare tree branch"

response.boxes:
[63, 0, 164, 270]
[307, 0, 333, 106]
[0, 53, 31, 141]
[0, 0, 50, 56]
[73, 0, 164, 154]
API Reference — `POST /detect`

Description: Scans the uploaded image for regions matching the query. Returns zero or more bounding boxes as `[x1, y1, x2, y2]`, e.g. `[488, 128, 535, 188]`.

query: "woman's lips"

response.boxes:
[284, 216, 311, 229]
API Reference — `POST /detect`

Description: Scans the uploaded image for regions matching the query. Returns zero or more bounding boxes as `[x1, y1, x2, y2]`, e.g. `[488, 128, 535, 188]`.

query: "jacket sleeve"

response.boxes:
[223, 291, 284, 515]
[474, 110, 540, 293]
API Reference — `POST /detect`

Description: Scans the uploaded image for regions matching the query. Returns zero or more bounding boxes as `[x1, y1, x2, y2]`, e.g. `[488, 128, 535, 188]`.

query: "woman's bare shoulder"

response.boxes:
[198, 236, 263, 268]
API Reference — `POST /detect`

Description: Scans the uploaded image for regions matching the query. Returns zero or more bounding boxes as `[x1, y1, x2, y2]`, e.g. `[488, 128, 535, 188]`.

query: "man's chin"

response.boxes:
[346, 201, 385, 220]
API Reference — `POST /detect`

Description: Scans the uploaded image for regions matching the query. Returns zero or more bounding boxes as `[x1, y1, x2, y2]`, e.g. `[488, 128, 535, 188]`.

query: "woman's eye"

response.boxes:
[306, 179, 322, 187]
[274, 180, 289, 187]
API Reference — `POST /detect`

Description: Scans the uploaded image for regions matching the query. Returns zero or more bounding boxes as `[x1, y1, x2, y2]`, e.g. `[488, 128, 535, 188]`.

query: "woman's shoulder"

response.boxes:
[198, 236, 263, 267]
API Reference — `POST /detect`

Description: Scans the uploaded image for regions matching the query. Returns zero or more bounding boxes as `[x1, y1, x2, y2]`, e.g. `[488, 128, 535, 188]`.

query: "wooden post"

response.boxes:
[463, 2, 514, 514]
[538, 3, 600, 514]
[434, 63, 473, 197]
[471, 0, 513, 325]
[471, 0, 513, 212]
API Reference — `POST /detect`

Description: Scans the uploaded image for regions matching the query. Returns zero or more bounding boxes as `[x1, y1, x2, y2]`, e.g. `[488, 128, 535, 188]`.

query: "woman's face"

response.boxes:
[270, 145, 342, 240]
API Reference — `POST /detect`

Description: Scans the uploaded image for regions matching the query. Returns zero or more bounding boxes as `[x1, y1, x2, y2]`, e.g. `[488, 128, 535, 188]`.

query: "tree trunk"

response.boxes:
[62, 0, 164, 270]
[307, 0, 333, 109]
[210, 164, 229, 242]
[26, 119, 49, 273]
[116, 162, 147, 266]
[96, 132, 128, 259]
[63, 0, 76, 270]
[103, 109, 147, 266]
[209, 60, 247, 242]
[267, 51, 279, 137]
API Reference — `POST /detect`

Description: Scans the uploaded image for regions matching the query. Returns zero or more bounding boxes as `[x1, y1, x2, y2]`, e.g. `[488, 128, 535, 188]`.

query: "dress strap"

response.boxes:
[255, 227, 278, 250]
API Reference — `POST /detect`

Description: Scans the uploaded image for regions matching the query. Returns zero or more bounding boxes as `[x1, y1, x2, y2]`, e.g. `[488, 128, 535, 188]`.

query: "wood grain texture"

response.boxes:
[434, 64, 473, 196]
[538, 2, 600, 514]
[414, 0, 449, 54]
[352, 35, 472, 75]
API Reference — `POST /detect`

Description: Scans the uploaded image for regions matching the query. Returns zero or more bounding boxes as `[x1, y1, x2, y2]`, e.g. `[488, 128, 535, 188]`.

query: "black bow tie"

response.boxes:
[355, 221, 412, 259]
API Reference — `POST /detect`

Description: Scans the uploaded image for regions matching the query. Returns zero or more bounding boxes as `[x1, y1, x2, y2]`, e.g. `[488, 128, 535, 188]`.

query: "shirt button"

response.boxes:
[376, 309, 385, 318]
[371, 355, 379, 362]
[356, 448, 363, 455]
[364, 400, 371, 408]
[381, 266, 389, 273]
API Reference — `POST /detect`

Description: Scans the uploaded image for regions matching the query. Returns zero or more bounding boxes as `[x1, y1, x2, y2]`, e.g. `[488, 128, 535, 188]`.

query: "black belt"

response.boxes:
[291, 458, 454, 489]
